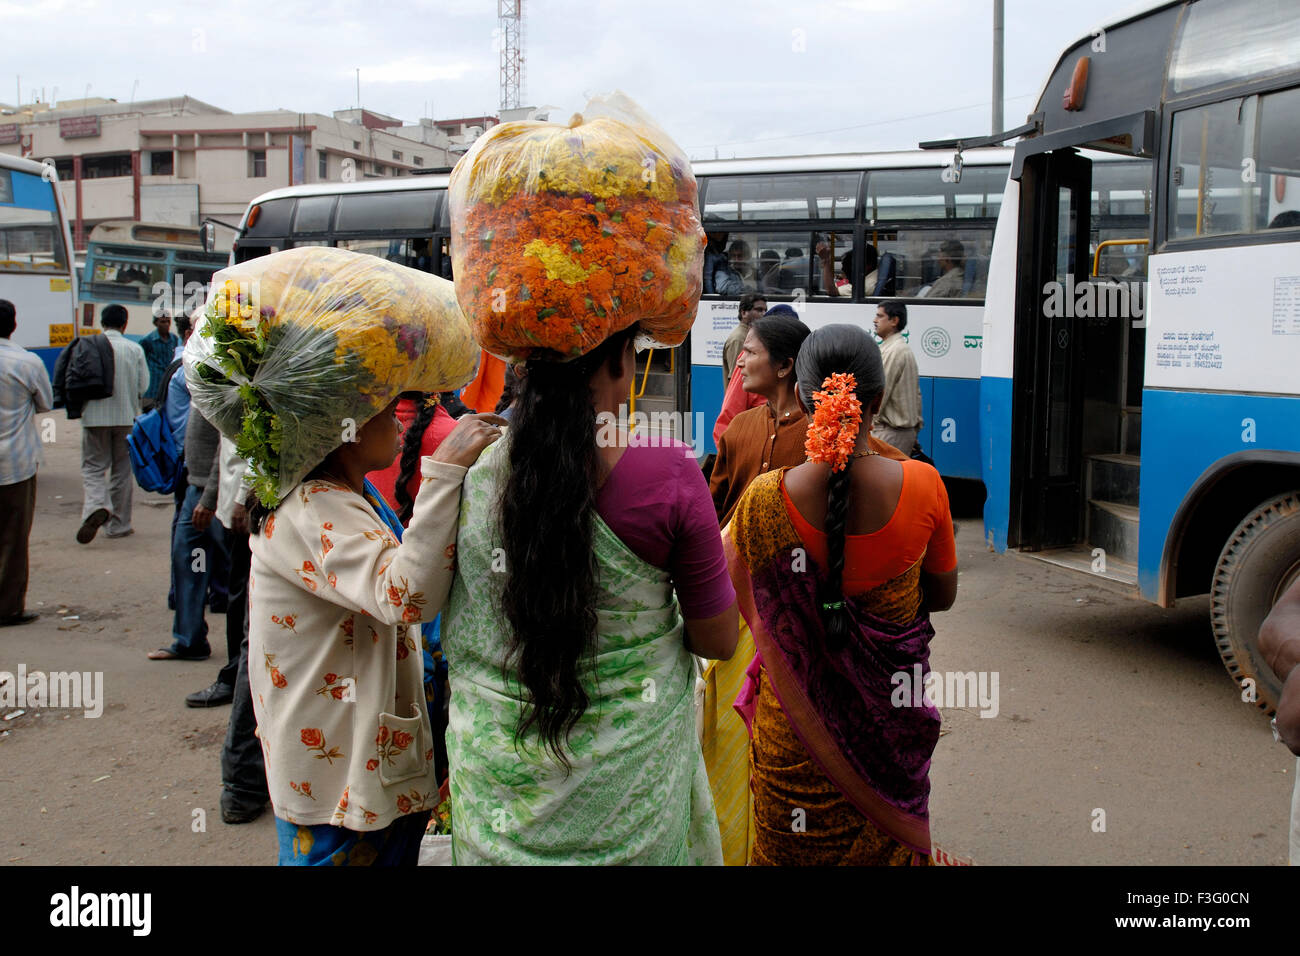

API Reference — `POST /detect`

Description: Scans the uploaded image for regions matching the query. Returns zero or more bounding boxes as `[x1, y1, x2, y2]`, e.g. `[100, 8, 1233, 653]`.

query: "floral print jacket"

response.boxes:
[248, 458, 465, 830]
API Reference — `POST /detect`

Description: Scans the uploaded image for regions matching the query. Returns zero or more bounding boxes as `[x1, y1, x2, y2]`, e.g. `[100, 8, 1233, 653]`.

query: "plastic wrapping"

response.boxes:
[449, 91, 705, 362]
[184, 246, 479, 505]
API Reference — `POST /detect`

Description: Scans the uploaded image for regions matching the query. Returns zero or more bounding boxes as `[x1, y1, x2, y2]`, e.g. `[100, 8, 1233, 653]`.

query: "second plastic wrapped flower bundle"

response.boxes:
[184, 246, 479, 505]
[449, 92, 706, 362]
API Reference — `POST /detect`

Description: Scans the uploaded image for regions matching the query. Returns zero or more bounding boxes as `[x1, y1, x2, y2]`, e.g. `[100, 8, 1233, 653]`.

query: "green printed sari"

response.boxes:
[441, 439, 723, 865]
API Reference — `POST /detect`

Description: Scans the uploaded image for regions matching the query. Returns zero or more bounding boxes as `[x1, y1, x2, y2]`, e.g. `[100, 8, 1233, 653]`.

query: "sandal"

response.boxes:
[147, 647, 211, 661]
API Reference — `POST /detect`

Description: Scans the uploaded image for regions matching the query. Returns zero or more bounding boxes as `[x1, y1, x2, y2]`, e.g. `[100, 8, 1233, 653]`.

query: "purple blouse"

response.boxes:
[594, 438, 735, 620]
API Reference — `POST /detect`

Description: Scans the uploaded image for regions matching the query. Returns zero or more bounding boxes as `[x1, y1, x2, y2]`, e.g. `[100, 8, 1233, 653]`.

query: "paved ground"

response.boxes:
[0, 412, 1289, 865]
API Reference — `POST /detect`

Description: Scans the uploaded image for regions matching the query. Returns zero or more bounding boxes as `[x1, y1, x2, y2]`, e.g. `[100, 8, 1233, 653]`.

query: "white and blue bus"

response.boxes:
[0, 153, 78, 376]
[229, 151, 1014, 479]
[972, 0, 1300, 711]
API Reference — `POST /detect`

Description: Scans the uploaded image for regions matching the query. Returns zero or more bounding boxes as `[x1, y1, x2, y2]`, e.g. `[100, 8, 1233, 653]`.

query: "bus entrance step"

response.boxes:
[1088, 498, 1139, 565]
[1017, 547, 1138, 589]
[1086, 453, 1140, 507]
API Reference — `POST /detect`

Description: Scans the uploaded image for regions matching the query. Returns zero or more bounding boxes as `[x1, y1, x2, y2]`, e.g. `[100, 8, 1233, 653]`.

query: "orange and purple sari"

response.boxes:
[724, 468, 941, 865]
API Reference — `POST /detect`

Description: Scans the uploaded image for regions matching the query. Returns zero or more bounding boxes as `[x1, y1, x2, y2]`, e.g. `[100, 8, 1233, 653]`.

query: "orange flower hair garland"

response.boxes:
[803, 373, 862, 472]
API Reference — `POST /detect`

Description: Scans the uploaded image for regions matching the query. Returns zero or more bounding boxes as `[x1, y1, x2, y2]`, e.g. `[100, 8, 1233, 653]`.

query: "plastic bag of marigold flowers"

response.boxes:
[183, 246, 480, 506]
[448, 91, 706, 362]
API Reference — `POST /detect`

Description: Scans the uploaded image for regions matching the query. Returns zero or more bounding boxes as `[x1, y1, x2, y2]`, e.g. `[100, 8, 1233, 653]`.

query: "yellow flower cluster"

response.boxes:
[522, 239, 600, 284]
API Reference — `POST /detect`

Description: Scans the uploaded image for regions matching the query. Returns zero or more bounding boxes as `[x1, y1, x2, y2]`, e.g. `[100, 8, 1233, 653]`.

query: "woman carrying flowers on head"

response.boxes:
[725, 323, 959, 865]
[185, 247, 504, 865]
[441, 94, 738, 865]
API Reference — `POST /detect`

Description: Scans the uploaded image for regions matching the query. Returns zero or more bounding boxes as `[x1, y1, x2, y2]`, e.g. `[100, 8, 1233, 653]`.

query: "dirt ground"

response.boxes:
[0, 411, 1290, 865]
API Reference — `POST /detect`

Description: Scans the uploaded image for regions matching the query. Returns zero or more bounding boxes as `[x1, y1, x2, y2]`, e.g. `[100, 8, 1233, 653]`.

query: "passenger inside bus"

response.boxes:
[703, 232, 743, 295]
[727, 239, 753, 284]
[757, 249, 782, 294]
[921, 239, 966, 298]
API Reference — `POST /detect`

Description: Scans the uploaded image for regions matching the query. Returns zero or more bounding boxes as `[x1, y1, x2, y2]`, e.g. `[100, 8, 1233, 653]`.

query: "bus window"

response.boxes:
[85, 253, 166, 302]
[1092, 159, 1152, 278]
[1169, 86, 1300, 240]
[292, 195, 336, 234]
[871, 227, 993, 298]
[863, 166, 1004, 221]
[0, 207, 68, 273]
[243, 198, 293, 238]
[701, 172, 859, 222]
[1169, 0, 1300, 95]
[1169, 98, 1259, 238]
[336, 237, 431, 271]
[1257, 86, 1300, 230]
[173, 255, 230, 291]
[335, 190, 438, 233]
[721, 232, 816, 295]
[811, 231, 857, 297]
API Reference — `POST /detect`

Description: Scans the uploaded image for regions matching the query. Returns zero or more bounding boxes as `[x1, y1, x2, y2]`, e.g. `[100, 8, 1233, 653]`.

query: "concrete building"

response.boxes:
[0, 96, 485, 250]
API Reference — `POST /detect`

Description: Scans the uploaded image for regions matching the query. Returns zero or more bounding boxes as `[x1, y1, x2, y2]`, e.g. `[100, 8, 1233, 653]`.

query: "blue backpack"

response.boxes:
[127, 359, 184, 494]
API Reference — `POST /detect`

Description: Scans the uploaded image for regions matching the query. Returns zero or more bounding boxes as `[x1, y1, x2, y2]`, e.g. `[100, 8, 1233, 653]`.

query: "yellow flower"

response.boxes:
[522, 239, 600, 284]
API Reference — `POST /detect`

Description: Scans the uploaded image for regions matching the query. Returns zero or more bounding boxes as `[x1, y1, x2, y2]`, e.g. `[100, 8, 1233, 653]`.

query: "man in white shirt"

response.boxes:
[871, 301, 923, 455]
[77, 304, 149, 543]
[0, 300, 54, 626]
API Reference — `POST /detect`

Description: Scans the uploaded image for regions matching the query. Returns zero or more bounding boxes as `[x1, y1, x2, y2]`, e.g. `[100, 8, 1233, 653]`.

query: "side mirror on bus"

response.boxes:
[200, 221, 216, 253]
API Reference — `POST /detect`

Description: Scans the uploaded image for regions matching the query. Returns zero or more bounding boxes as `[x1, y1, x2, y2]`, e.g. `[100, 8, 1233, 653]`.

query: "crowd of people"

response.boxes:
[3, 282, 1300, 866]
[0, 289, 952, 864]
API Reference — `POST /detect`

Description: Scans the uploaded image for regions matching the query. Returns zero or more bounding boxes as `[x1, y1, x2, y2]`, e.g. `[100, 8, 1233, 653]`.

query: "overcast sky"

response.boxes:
[5, 0, 1147, 159]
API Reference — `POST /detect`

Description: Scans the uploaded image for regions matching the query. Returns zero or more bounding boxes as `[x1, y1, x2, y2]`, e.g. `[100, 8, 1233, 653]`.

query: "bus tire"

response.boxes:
[1210, 491, 1300, 715]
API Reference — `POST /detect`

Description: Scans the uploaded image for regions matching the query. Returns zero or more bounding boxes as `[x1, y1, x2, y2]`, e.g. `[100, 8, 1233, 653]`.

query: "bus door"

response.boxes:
[1012, 149, 1092, 550]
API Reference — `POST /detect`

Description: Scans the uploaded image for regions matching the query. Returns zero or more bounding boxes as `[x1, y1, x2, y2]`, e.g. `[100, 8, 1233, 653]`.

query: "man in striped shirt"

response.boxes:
[0, 300, 53, 627]
[77, 304, 149, 543]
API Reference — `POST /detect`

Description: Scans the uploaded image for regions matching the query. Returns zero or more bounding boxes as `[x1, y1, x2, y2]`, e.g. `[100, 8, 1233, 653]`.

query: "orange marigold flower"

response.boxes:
[804, 372, 863, 473]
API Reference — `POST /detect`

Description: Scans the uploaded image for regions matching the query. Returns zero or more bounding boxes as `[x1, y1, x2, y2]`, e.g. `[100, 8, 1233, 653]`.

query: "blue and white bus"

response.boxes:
[0, 153, 77, 376]
[974, 0, 1300, 711]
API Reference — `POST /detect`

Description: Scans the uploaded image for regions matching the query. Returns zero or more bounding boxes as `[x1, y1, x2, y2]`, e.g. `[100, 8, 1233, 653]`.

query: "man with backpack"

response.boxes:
[71, 305, 149, 543]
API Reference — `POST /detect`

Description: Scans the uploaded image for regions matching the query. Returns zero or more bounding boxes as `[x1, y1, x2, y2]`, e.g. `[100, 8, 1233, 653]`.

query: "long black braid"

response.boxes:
[821, 459, 855, 647]
[794, 324, 887, 648]
[394, 393, 438, 525]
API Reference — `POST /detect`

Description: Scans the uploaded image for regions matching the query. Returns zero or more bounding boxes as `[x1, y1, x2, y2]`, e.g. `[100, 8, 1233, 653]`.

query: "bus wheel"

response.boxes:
[1210, 492, 1300, 715]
